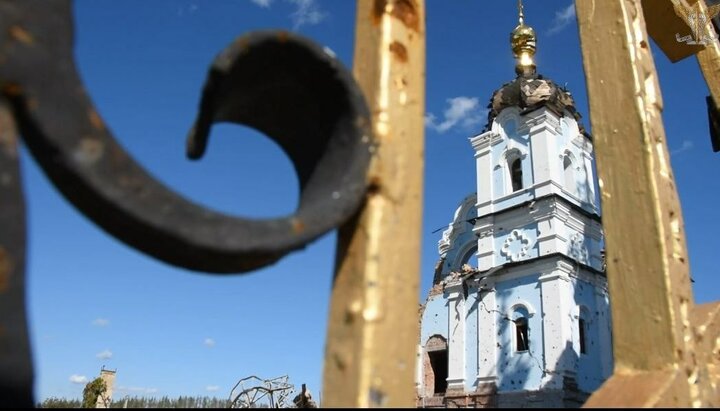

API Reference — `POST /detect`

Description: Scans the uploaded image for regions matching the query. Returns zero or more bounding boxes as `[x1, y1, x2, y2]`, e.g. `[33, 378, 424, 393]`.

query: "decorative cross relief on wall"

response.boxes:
[500, 229, 532, 262]
[568, 232, 589, 264]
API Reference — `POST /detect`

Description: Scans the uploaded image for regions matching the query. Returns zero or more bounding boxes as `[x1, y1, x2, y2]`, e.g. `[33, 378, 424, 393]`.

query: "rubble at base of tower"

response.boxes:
[415, 378, 590, 409]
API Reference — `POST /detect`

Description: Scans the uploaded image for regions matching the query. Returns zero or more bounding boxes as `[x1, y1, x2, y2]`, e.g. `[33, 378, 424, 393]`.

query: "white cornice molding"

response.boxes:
[477, 180, 600, 218]
[525, 109, 562, 135]
[572, 134, 593, 151]
[470, 131, 502, 153]
[444, 280, 464, 296]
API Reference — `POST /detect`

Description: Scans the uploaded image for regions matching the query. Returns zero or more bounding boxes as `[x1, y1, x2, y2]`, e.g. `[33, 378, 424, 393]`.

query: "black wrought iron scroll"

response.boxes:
[0, 0, 374, 406]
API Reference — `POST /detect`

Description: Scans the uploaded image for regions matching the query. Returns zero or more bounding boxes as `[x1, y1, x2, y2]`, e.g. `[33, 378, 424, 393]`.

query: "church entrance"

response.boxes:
[428, 349, 448, 395]
[424, 335, 449, 396]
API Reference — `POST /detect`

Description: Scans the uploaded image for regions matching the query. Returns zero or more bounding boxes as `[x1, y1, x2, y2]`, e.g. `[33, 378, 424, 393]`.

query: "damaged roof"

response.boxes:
[483, 72, 588, 136]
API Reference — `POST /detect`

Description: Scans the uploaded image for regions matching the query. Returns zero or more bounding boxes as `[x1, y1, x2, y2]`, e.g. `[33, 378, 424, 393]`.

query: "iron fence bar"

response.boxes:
[2, 0, 717, 407]
[0, 0, 373, 275]
[0, 0, 375, 406]
[0, 100, 32, 408]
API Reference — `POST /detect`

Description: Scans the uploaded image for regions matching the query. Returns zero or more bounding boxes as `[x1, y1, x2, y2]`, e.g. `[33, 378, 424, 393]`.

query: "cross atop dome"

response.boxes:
[482, 1, 585, 132]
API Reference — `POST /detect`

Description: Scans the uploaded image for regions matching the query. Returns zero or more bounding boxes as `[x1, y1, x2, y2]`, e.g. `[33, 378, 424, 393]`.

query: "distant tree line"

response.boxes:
[37, 395, 232, 408]
[37, 397, 81, 408]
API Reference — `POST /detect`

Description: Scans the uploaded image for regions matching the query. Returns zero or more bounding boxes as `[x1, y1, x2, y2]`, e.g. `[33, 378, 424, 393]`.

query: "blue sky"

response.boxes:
[24, 0, 719, 402]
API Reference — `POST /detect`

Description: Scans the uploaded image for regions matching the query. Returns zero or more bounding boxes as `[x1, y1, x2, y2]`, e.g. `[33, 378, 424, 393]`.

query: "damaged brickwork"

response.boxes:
[417, 382, 497, 408]
[416, 377, 589, 408]
[416, 268, 594, 408]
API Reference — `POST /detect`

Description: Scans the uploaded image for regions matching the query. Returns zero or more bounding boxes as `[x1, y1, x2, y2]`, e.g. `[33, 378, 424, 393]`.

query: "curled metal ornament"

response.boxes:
[0, 1, 373, 273]
[0, 101, 31, 407]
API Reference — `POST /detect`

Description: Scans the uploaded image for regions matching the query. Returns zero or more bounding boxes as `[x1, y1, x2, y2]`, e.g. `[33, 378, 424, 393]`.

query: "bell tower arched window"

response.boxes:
[510, 304, 532, 353]
[510, 158, 523, 192]
[578, 306, 590, 355]
[579, 317, 587, 355]
[515, 317, 529, 352]
[563, 155, 574, 192]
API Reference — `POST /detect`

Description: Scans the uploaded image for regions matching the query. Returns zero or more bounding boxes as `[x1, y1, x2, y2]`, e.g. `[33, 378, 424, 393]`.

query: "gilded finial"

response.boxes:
[518, 0, 524, 25]
[511, 0, 536, 76]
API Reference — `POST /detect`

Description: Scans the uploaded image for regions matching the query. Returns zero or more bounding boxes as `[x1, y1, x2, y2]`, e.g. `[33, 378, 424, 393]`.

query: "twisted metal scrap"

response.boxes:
[228, 375, 294, 408]
[0, 0, 373, 406]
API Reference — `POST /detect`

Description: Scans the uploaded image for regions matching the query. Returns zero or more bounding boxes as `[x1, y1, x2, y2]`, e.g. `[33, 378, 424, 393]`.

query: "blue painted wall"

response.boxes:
[571, 279, 610, 393]
[420, 294, 449, 346]
[494, 273, 545, 392]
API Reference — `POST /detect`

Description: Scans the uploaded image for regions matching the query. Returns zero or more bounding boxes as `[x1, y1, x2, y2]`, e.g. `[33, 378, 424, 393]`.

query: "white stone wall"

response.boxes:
[467, 104, 611, 397]
[416, 101, 612, 404]
[446, 281, 466, 392]
[470, 107, 599, 220]
[473, 196, 603, 272]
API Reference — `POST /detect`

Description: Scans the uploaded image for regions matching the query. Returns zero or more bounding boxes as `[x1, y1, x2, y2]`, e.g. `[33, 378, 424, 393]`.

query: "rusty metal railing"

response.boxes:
[0, 0, 379, 406]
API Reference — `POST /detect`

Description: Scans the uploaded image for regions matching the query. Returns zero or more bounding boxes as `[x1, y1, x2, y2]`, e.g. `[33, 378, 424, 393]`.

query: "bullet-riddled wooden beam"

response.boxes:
[693, 0, 720, 111]
[575, 0, 711, 407]
[322, 0, 425, 407]
[691, 302, 720, 402]
[576, 0, 693, 373]
[577, 0, 720, 406]
[641, 0, 704, 62]
[643, 0, 720, 151]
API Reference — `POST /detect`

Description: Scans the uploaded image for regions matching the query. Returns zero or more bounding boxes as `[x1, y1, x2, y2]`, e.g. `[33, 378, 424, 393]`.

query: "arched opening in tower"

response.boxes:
[510, 158, 523, 192]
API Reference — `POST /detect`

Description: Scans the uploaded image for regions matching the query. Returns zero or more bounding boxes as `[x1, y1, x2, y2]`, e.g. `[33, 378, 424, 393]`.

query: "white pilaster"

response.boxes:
[595, 288, 614, 379]
[583, 150, 598, 209]
[471, 131, 500, 212]
[446, 281, 466, 392]
[538, 263, 574, 388]
[475, 217, 494, 271]
[476, 285, 497, 385]
[476, 150, 493, 209]
[527, 109, 561, 198]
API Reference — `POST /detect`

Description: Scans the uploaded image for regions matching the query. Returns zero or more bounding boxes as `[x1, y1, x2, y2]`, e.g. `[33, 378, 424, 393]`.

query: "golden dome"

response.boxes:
[511, 23, 536, 60]
[510, 0, 536, 76]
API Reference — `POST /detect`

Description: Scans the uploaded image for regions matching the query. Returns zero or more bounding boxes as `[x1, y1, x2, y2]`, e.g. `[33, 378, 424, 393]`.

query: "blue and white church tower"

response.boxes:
[416, 4, 613, 408]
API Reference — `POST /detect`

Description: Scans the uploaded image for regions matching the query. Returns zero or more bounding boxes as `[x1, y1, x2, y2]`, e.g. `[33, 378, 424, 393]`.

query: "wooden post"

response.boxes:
[694, 0, 720, 111]
[322, 0, 426, 407]
[576, 0, 719, 406]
